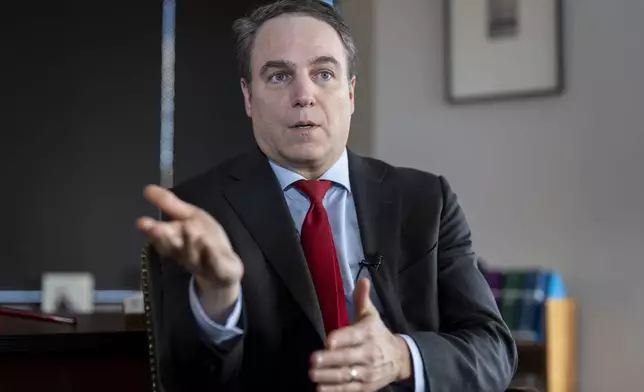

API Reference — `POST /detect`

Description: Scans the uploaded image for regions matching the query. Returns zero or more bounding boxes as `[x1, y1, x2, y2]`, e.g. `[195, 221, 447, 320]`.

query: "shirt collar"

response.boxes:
[268, 149, 351, 192]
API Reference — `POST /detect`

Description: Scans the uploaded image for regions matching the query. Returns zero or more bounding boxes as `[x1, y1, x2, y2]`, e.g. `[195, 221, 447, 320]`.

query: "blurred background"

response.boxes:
[3, 0, 643, 391]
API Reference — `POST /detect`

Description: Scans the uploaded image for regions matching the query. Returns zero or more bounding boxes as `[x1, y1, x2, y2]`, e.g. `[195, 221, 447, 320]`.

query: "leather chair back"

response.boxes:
[141, 244, 165, 392]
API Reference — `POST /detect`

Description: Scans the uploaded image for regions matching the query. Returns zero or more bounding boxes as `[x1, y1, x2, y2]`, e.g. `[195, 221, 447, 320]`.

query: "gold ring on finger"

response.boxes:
[349, 366, 358, 382]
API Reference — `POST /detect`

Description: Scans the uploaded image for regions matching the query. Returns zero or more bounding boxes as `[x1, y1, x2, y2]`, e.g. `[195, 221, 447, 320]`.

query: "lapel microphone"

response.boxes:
[356, 254, 383, 284]
[358, 254, 383, 270]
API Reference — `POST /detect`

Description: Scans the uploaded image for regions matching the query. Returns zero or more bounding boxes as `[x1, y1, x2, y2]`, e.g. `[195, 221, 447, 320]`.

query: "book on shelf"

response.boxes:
[479, 264, 568, 344]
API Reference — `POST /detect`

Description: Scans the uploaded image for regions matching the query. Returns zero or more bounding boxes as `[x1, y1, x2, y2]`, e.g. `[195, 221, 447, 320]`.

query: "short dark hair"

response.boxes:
[232, 0, 358, 83]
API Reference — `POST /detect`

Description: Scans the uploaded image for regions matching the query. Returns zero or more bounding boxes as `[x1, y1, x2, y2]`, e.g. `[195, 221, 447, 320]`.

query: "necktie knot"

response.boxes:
[294, 179, 332, 204]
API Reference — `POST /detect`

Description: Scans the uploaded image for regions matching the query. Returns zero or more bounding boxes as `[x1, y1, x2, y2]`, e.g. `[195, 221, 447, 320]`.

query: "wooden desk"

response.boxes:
[0, 313, 151, 392]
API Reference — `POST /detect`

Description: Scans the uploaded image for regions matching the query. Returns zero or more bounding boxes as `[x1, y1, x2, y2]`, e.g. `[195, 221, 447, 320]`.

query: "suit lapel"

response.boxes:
[223, 149, 325, 341]
[348, 151, 409, 334]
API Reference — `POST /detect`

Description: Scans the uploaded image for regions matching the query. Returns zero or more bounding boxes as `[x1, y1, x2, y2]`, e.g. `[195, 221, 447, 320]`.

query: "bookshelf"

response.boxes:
[480, 265, 577, 392]
[514, 297, 577, 392]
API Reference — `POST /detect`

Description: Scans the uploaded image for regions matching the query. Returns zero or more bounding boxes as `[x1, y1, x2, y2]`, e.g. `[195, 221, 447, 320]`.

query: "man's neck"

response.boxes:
[273, 151, 345, 180]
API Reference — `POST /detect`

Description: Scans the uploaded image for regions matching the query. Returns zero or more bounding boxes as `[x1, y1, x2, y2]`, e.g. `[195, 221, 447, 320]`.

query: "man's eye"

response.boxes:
[317, 71, 333, 81]
[269, 72, 289, 84]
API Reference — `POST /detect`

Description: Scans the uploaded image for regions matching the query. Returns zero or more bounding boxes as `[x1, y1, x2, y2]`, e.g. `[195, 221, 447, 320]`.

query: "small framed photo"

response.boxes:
[41, 272, 95, 314]
[444, 0, 565, 104]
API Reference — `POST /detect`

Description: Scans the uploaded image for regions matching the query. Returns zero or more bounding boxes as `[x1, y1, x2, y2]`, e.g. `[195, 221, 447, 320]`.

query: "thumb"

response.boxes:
[353, 278, 377, 320]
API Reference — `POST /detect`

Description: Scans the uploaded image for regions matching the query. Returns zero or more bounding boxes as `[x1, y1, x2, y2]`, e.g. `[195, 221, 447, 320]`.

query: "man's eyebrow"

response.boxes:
[310, 55, 340, 68]
[259, 60, 295, 77]
[259, 56, 342, 77]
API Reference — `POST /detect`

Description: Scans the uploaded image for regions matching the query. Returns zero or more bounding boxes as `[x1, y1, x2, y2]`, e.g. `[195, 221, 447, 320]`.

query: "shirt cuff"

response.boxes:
[188, 276, 244, 344]
[398, 334, 426, 392]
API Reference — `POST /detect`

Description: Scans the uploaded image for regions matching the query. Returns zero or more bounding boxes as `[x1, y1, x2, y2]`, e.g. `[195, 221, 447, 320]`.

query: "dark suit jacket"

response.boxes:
[150, 147, 517, 392]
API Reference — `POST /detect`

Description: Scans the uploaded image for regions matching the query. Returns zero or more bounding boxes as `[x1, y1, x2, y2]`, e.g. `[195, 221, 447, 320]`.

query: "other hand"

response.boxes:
[136, 184, 243, 320]
[309, 278, 412, 392]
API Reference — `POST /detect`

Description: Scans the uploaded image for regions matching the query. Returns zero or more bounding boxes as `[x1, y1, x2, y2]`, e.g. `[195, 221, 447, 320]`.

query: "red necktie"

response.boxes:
[294, 179, 349, 336]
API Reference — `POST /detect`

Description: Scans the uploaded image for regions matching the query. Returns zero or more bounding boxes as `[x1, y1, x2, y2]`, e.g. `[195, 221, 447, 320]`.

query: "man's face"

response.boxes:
[241, 15, 355, 175]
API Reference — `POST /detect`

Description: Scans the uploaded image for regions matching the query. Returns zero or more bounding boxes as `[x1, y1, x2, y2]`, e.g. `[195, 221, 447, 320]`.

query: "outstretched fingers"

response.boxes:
[143, 184, 197, 220]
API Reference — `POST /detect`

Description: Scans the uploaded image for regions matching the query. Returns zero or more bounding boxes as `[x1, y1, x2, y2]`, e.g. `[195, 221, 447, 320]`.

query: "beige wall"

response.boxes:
[341, 0, 644, 391]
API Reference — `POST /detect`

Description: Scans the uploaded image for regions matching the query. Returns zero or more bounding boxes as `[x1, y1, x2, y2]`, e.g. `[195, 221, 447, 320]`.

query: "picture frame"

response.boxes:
[41, 272, 95, 314]
[444, 0, 565, 104]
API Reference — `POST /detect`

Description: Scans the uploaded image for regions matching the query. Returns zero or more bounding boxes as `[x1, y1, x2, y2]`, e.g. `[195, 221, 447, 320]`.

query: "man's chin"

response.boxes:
[284, 145, 327, 163]
[274, 147, 340, 178]
[287, 154, 323, 167]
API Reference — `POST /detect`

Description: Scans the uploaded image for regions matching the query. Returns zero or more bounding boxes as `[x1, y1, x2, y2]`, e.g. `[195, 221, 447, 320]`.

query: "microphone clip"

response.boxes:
[358, 254, 383, 271]
[356, 254, 383, 284]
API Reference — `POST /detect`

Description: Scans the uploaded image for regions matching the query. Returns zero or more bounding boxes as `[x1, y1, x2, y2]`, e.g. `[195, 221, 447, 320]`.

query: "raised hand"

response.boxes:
[137, 184, 243, 322]
[309, 278, 412, 392]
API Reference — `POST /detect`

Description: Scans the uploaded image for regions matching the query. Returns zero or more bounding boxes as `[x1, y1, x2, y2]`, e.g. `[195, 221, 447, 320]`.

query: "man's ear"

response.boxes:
[349, 75, 356, 114]
[240, 78, 252, 117]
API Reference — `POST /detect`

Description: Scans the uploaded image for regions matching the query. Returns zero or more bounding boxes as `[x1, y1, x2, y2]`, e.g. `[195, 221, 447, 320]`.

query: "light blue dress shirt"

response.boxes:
[189, 149, 425, 391]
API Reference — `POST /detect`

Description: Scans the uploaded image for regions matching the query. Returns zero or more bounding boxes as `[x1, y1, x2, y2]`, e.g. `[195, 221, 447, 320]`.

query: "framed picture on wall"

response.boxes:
[444, 0, 565, 104]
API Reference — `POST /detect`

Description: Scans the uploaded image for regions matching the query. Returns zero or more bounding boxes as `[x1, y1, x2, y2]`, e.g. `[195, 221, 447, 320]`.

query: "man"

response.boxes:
[137, 1, 517, 391]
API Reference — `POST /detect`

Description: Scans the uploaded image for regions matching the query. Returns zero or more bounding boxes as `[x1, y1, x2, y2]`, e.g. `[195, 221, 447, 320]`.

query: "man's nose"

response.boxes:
[291, 78, 316, 108]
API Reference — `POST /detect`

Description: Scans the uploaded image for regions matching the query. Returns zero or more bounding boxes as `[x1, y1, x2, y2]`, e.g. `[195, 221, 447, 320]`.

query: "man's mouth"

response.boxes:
[290, 121, 317, 130]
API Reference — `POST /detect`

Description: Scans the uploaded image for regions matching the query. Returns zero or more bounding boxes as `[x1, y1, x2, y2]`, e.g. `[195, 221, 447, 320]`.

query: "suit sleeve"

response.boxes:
[152, 242, 246, 391]
[188, 276, 244, 343]
[407, 176, 518, 392]
[398, 334, 427, 391]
